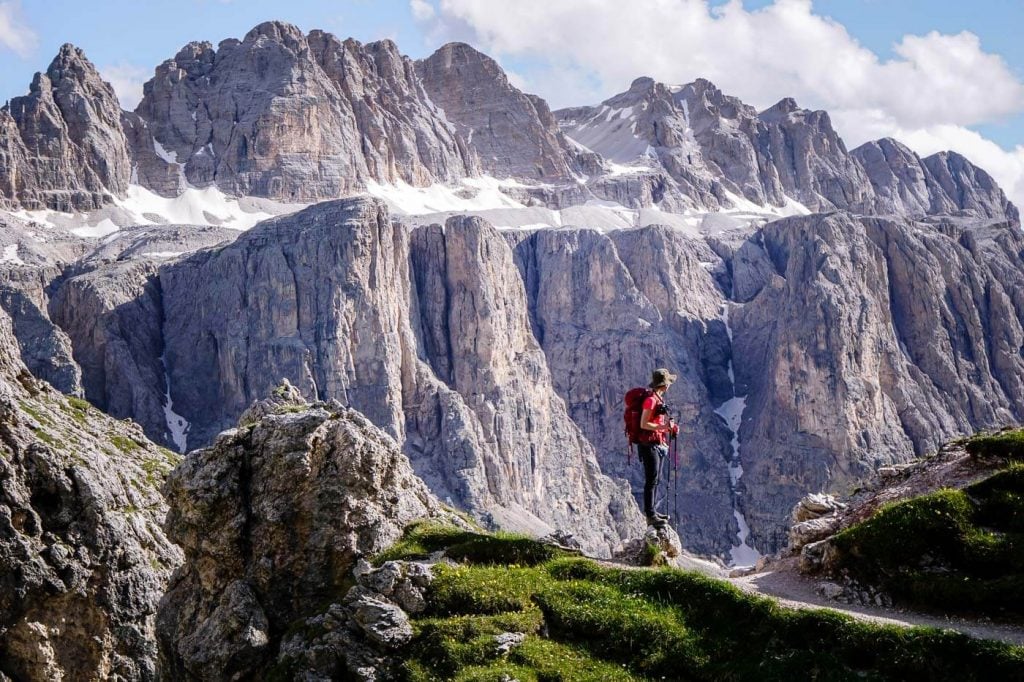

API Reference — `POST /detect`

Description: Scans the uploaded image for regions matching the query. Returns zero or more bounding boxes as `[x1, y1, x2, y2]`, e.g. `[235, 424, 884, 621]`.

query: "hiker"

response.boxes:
[624, 368, 680, 528]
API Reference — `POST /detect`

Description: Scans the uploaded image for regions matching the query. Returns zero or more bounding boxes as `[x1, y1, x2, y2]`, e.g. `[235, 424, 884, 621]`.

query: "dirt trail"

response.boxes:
[600, 554, 1024, 645]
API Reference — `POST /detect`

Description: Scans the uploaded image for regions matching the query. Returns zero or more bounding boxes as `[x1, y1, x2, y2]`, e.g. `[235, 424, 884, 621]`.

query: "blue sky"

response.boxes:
[1, 0, 1022, 205]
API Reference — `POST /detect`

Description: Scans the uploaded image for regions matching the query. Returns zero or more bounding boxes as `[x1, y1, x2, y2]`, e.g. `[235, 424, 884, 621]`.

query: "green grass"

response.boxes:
[375, 521, 569, 567]
[35, 429, 57, 446]
[394, 528, 1024, 681]
[18, 400, 54, 427]
[831, 465, 1024, 617]
[109, 435, 141, 453]
[965, 428, 1024, 461]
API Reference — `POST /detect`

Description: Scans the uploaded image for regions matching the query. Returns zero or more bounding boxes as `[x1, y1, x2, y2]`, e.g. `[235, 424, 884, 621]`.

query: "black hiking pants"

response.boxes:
[638, 442, 668, 516]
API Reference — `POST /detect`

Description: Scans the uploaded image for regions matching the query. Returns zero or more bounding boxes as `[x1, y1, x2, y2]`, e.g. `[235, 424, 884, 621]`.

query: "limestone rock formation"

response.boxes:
[732, 212, 1024, 551]
[556, 77, 1018, 222]
[505, 225, 737, 554]
[852, 138, 1018, 221]
[0, 265, 82, 396]
[133, 21, 473, 201]
[416, 42, 577, 181]
[0, 305, 181, 681]
[51, 260, 172, 447]
[156, 391, 446, 680]
[156, 197, 643, 552]
[0, 44, 131, 211]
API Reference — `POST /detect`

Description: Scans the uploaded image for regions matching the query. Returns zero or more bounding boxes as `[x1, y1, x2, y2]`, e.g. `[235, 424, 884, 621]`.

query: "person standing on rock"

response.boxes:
[638, 368, 678, 528]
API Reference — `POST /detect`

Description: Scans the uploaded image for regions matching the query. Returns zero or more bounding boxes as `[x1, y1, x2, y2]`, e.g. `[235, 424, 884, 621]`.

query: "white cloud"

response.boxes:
[101, 63, 150, 111]
[0, 1, 37, 57]
[410, 0, 436, 21]
[418, 0, 1024, 210]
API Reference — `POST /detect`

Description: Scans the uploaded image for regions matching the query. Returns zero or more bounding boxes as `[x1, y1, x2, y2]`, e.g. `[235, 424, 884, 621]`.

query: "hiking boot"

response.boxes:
[646, 514, 668, 528]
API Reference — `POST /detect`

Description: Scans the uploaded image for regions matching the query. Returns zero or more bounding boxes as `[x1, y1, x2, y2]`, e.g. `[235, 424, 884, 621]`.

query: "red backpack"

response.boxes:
[624, 387, 657, 454]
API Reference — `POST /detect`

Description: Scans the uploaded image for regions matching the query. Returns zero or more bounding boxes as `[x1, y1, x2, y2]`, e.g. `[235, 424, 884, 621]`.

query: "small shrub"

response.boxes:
[375, 522, 566, 567]
[831, 489, 974, 568]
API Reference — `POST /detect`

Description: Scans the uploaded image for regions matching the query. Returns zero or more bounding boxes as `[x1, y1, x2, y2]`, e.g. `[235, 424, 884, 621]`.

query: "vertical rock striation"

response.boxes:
[133, 21, 474, 201]
[731, 212, 1024, 551]
[157, 197, 642, 552]
[1, 44, 131, 211]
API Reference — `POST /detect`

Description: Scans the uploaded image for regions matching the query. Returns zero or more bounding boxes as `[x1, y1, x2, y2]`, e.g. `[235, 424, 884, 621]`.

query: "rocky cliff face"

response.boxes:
[152, 198, 642, 553]
[0, 265, 82, 396]
[0, 304, 181, 681]
[852, 138, 1018, 221]
[0, 44, 131, 211]
[731, 212, 1024, 550]
[24, 200, 1023, 559]
[416, 42, 579, 182]
[133, 21, 473, 202]
[157, 386, 446, 679]
[505, 226, 738, 553]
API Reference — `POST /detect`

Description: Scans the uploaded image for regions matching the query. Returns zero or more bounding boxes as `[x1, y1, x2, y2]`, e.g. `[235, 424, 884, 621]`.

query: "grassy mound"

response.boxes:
[832, 455, 1024, 618]
[965, 429, 1024, 461]
[387, 527, 1024, 681]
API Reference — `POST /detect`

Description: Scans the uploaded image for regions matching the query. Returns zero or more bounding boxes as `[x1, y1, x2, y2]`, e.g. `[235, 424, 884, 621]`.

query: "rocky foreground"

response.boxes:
[0, 305, 181, 680]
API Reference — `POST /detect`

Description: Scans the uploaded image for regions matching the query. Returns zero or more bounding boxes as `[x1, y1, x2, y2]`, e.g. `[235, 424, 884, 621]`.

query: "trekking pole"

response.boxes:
[672, 428, 680, 523]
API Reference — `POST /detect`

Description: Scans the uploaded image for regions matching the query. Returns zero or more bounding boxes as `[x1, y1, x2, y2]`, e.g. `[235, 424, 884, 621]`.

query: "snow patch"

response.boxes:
[0, 244, 23, 265]
[115, 185, 278, 231]
[142, 251, 185, 259]
[161, 354, 190, 453]
[716, 302, 763, 568]
[153, 139, 178, 164]
[563, 106, 649, 163]
[72, 219, 120, 238]
[365, 176, 527, 214]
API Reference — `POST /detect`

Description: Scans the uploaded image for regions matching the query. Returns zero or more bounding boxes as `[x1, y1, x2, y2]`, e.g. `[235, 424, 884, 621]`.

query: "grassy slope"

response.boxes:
[382, 523, 1024, 681]
[831, 429, 1024, 619]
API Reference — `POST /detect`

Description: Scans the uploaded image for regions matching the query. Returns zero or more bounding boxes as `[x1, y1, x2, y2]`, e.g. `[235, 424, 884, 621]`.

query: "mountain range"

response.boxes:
[0, 20, 1021, 562]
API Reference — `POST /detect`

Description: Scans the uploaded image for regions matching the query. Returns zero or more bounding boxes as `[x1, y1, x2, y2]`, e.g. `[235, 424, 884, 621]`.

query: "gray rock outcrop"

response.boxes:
[133, 21, 473, 201]
[0, 266, 82, 395]
[556, 77, 1018, 222]
[416, 42, 577, 181]
[0, 305, 181, 681]
[156, 391, 445, 680]
[0, 44, 131, 211]
[156, 197, 643, 553]
[852, 138, 1018, 221]
[51, 260, 172, 447]
[732, 212, 1024, 550]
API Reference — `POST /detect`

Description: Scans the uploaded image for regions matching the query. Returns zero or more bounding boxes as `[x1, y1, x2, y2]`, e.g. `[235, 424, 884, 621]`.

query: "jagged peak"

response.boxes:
[688, 77, 722, 95]
[628, 75, 656, 91]
[425, 41, 503, 73]
[432, 41, 488, 58]
[172, 40, 215, 63]
[243, 20, 305, 46]
[850, 136, 919, 159]
[758, 96, 803, 121]
[46, 42, 103, 82]
[420, 42, 510, 87]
